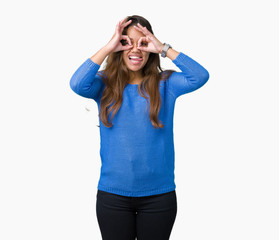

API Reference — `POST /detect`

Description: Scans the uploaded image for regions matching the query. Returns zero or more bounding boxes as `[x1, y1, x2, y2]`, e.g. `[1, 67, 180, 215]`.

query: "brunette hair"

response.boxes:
[97, 15, 175, 128]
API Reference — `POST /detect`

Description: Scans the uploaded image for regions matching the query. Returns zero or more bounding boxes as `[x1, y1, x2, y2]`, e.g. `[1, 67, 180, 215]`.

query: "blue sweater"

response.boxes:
[70, 52, 209, 197]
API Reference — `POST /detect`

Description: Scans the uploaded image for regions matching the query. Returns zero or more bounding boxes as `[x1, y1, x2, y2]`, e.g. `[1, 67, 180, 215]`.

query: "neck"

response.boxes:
[128, 70, 143, 84]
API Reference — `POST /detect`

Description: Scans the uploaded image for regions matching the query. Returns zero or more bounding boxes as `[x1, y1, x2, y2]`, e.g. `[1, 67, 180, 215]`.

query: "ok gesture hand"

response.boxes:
[106, 18, 134, 53]
[133, 23, 164, 54]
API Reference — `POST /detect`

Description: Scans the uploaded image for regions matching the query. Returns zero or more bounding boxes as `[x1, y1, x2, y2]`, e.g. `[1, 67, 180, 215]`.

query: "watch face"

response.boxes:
[161, 43, 170, 57]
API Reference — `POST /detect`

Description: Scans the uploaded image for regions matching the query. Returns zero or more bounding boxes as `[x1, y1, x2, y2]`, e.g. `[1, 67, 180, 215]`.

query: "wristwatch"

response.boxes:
[160, 43, 172, 58]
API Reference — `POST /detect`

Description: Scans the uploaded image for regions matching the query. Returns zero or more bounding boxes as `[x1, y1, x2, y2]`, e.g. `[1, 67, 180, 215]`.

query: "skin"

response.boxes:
[122, 26, 151, 83]
[90, 17, 181, 83]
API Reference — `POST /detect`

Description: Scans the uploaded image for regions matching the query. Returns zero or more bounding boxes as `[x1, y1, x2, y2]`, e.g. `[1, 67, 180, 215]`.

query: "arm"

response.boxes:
[89, 46, 111, 65]
[70, 18, 134, 101]
[69, 47, 111, 101]
[132, 23, 209, 99]
[166, 48, 210, 99]
[163, 47, 180, 61]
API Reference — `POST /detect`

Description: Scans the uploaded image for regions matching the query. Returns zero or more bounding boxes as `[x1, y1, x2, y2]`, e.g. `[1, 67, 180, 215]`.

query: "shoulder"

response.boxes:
[159, 69, 176, 82]
[97, 70, 105, 77]
[96, 70, 107, 83]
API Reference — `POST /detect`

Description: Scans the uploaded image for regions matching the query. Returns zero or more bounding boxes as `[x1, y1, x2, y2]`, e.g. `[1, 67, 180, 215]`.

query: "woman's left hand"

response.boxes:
[133, 23, 164, 54]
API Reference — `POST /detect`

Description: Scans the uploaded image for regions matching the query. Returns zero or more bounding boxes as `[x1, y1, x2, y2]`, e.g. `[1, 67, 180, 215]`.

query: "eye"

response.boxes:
[120, 39, 128, 46]
[141, 42, 148, 46]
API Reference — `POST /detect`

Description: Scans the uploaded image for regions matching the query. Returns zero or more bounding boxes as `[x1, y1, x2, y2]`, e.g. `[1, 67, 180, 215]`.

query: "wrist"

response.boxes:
[103, 45, 113, 55]
[159, 43, 164, 54]
[160, 43, 172, 58]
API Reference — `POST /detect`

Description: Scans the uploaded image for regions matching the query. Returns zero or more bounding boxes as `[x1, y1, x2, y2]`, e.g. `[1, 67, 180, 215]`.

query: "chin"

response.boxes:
[127, 65, 144, 72]
[124, 60, 146, 72]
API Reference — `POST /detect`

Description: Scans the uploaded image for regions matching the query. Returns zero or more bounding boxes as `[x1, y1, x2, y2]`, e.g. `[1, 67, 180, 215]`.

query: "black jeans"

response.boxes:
[96, 189, 177, 240]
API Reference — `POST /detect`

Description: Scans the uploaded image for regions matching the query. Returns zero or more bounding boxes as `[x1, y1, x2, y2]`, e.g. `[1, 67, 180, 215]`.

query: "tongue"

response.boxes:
[129, 57, 142, 64]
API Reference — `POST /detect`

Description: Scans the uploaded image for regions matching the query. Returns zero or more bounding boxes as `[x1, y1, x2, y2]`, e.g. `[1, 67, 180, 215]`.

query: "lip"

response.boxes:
[128, 55, 143, 65]
[128, 54, 143, 58]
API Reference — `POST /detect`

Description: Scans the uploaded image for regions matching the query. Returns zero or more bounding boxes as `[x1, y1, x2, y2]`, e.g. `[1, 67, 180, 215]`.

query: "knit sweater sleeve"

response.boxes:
[166, 52, 210, 99]
[69, 58, 105, 101]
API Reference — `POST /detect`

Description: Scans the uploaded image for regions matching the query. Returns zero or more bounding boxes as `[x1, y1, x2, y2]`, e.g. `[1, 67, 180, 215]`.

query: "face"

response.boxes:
[122, 26, 150, 74]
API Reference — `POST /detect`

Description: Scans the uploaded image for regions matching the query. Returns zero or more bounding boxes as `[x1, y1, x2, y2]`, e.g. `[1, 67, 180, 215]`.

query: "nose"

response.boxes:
[130, 42, 140, 52]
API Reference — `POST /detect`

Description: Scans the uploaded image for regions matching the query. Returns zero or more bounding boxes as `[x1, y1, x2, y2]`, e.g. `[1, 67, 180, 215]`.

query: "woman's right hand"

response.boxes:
[105, 18, 133, 53]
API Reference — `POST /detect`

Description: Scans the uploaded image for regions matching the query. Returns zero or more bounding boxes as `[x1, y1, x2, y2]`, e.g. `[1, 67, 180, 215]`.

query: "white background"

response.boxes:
[1, 0, 278, 239]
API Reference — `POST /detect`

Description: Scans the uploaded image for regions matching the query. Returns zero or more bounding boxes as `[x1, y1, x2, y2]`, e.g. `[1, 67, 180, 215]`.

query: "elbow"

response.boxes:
[69, 75, 80, 95]
[201, 68, 210, 84]
[194, 69, 210, 91]
[197, 68, 209, 89]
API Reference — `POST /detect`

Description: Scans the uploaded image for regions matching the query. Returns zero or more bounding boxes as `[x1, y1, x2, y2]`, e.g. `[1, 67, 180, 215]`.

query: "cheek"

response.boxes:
[122, 52, 128, 63]
[144, 54, 150, 63]
[122, 51, 127, 58]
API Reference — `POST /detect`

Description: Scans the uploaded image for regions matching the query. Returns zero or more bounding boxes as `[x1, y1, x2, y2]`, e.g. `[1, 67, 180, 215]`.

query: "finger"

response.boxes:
[120, 20, 132, 31]
[120, 17, 127, 24]
[135, 23, 151, 36]
[133, 25, 144, 34]
[122, 45, 133, 51]
[137, 38, 149, 51]
[116, 21, 121, 31]
[136, 45, 148, 52]
[118, 17, 126, 27]
[121, 35, 132, 45]
[117, 19, 126, 33]
[133, 25, 151, 38]
[119, 19, 132, 33]
[120, 17, 130, 27]
[137, 36, 148, 47]
[123, 19, 132, 27]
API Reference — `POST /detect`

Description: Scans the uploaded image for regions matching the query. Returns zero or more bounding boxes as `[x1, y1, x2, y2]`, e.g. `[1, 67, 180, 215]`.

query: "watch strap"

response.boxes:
[161, 43, 172, 58]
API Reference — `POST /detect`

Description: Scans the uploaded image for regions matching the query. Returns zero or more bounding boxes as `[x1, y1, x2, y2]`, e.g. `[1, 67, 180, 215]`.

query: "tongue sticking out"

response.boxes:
[129, 56, 143, 65]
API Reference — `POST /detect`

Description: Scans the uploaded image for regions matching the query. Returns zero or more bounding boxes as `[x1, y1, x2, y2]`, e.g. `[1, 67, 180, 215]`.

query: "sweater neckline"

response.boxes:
[126, 81, 165, 87]
[127, 83, 139, 86]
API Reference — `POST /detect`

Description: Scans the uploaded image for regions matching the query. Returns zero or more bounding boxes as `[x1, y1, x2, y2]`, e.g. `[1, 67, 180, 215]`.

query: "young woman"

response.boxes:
[70, 15, 209, 240]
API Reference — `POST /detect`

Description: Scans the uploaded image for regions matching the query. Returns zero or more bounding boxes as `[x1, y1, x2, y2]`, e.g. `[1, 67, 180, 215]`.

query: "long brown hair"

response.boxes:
[97, 15, 175, 129]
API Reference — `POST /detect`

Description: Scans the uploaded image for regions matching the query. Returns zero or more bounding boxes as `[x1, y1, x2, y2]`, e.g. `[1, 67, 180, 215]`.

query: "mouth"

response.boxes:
[128, 55, 143, 65]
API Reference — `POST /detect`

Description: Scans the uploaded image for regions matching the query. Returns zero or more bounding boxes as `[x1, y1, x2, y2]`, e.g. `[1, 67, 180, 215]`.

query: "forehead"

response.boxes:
[126, 27, 145, 40]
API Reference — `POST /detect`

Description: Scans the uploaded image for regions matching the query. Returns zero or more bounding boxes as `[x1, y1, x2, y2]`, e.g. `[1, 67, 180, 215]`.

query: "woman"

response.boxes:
[70, 15, 209, 240]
